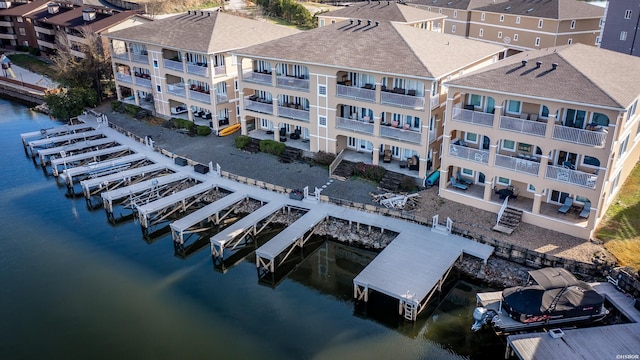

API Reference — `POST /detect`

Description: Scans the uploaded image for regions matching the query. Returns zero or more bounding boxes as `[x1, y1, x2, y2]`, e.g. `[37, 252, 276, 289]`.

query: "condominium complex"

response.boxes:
[105, 10, 299, 133]
[441, 44, 640, 239]
[316, 1, 446, 30]
[600, 0, 640, 56]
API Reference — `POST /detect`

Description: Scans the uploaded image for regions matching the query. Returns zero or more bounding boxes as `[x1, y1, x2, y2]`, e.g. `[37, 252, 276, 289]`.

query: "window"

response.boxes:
[621, 31, 628, 41]
[479, 28, 484, 37]
[535, 37, 540, 46]
[318, 85, 326, 96]
[462, 168, 473, 176]
[17, 16, 23, 23]
[439, 8, 442, 14]
[506, 100, 521, 114]
[612, 172, 621, 192]
[331, 20, 335, 24]
[320, 19, 325, 27]
[513, 34, 519, 42]
[153, 60, 158, 68]
[527, 184, 536, 193]
[582, 156, 600, 167]
[568, 38, 573, 45]
[500, 15, 504, 22]
[156, 85, 161, 92]
[498, 31, 502, 39]
[538, 19, 543, 28]
[620, 134, 630, 156]
[469, 94, 482, 107]
[453, 10, 457, 18]
[629, 100, 638, 118]
[516, 16, 521, 24]
[570, 19, 576, 29]
[564, 108, 586, 128]
[234, 80, 238, 91]
[595, 36, 601, 45]
[540, 105, 550, 118]
[502, 139, 516, 151]
[481, 12, 485, 21]
[18, 28, 25, 36]
[591, 112, 610, 126]
[497, 177, 511, 186]
[451, 25, 456, 33]
[318, 116, 326, 127]
[625, 10, 632, 19]
[465, 132, 478, 143]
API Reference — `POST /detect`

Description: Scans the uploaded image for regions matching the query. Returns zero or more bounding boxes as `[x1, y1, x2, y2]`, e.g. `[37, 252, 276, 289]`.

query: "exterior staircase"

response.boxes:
[243, 138, 260, 154]
[330, 160, 355, 181]
[492, 206, 523, 234]
[378, 171, 404, 192]
[278, 147, 301, 163]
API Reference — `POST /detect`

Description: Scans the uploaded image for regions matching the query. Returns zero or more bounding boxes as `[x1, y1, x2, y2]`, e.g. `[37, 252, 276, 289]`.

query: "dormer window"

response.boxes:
[570, 19, 576, 29]
[516, 16, 521, 24]
[481, 12, 485, 21]
[538, 19, 543, 28]
[500, 15, 504, 22]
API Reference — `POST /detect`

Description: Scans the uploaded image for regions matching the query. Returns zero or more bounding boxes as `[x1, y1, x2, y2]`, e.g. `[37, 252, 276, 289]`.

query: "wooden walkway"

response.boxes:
[591, 281, 640, 323]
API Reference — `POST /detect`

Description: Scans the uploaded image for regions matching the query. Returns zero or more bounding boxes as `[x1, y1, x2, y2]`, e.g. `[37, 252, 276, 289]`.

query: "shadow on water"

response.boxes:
[258, 236, 327, 288]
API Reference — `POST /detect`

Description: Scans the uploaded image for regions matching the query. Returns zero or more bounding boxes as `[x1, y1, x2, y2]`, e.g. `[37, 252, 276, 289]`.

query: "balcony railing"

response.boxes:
[381, 91, 425, 110]
[113, 52, 129, 61]
[187, 63, 208, 77]
[278, 106, 310, 122]
[335, 117, 374, 134]
[336, 85, 376, 102]
[189, 89, 211, 104]
[214, 65, 225, 76]
[115, 73, 132, 83]
[164, 59, 183, 72]
[545, 164, 598, 189]
[380, 125, 422, 144]
[428, 129, 436, 144]
[135, 76, 151, 88]
[243, 71, 272, 85]
[448, 144, 490, 164]
[552, 125, 607, 147]
[167, 83, 186, 98]
[276, 76, 309, 91]
[430, 94, 440, 109]
[499, 115, 546, 137]
[451, 108, 494, 127]
[244, 98, 274, 115]
[131, 53, 148, 64]
[494, 154, 540, 176]
[216, 92, 228, 103]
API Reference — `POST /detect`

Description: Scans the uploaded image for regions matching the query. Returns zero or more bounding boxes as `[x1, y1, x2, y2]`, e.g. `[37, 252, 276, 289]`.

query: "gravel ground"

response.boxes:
[98, 103, 611, 265]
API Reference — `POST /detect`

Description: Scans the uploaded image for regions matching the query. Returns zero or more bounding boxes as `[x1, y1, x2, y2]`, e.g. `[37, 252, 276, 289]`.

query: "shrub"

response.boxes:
[234, 135, 251, 149]
[172, 118, 195, 131]
[353, 162, 386, 182]
[313, 151, 336, 166]
[259, 139, 286, 155]
[123, 103, 141, 116]
[111, 100, 122, 111]
[196, 125, 211, 136]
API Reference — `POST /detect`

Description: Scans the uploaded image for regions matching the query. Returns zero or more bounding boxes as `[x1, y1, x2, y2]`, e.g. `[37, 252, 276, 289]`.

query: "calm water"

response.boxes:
[0, 98, 503, 360]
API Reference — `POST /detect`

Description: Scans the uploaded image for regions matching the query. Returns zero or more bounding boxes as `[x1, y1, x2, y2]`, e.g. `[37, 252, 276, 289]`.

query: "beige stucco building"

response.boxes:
[316, 1, 446, 30]
[441, 43, 640, 239]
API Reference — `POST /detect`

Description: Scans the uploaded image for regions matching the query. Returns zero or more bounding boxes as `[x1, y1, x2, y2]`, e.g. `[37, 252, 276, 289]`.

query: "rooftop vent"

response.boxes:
[552, 63, 558, 70]
[375, 21, 379, 26]
[536, 61, 542, 68]
[527, 8, 534, 13]
[505, 6, 511, 10]
[350, 19, 354, 25]
[367, 19, 371, 26]
[82, 8, 96, 22]
[447, 1, 452, 4]
[48, 3, 60, 14]
[357, 19, 362, 25]
[522, 60, 527, 66]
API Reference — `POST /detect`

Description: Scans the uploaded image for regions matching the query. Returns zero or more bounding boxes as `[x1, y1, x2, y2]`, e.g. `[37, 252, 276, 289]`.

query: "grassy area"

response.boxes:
[7, 54, 55, 78]
[596, 162, 640, 271]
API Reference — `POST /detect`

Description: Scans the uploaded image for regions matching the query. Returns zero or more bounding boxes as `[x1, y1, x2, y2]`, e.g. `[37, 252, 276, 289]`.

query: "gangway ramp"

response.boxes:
[136, 182, 217, 232]
[27, 130, 103, 155]
[255, 208, 327, 276]
[81, 163, 168, 200]
[59, 153, 148, 186]
[37, 138, 117, 165]
[21, 123, 94, 146]
[51, 145, 131, 176]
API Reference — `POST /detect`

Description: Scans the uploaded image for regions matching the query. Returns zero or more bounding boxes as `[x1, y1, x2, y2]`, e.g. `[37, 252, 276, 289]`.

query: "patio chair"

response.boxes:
[383, 149, 392, 163]
[558, 196, 573, 214]
[456, 170, 472, 185]
[450, 177, 468, 191]
[579, 202, 591, 218]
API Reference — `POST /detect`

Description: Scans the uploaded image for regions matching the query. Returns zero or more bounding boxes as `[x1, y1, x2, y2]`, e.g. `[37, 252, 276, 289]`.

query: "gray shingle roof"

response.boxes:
[232, 21, 504, 79]
[105, 10, 299, 54]
[474, 0, 604, 19]
[407, 0, 507, 11]
[319, 2, 445, 23]
[445, 43, 640, 109]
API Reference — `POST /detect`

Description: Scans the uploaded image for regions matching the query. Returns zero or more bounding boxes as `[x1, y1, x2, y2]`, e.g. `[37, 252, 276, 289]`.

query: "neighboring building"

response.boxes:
[232, 20, 504, 179]
[410, 0, 604, 54]
[440, 43, 640, 239]
[104, 10, 299, 134]
[0, 0, 48, 49]
[600, 0, 640, 56]
[316, 1, 446, 31]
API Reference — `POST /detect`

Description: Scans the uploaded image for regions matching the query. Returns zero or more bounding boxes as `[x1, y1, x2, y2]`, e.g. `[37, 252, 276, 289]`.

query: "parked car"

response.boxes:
[171, 106, 187, 115]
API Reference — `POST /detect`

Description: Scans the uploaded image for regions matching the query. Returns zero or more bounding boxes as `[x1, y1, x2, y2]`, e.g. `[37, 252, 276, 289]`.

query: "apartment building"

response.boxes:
[600, 0, 640, 56]
[104, 10, 299, 133]
[316, 0, 446, 31]
[410, 0, 604, 54]
[440, 43, 640, 239]
[232, 19, 504, 179]
[0, 0, 48, 49]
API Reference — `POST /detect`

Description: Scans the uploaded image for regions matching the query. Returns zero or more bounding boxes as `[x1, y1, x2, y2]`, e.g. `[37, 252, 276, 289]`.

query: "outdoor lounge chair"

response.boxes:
[558, 196, 573, 214]
[579, 202, 591, 218]
[456, 170, 472, 185]
[383, 149, 392, 163]
[450, 177, 468, 191]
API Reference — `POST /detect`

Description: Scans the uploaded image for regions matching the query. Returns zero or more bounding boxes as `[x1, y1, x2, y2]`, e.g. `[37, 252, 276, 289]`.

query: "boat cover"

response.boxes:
[527, 267, 580, 289]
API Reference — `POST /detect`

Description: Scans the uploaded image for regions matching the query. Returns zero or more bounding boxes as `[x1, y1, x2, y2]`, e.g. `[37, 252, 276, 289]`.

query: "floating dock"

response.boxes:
[80, 163, 169, 200]
[36, 138, 117, 166]
[21, 123, 94, 146]
[27, 130, 103, 155]
[59, 153, 148, 186]
[50, 145, 131, 176]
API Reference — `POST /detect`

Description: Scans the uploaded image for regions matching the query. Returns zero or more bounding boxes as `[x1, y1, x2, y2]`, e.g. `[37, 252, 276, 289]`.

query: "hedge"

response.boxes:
[234, 135, 251, 149]
[196, 125, 211, 136]
[259, 139, 286, 155]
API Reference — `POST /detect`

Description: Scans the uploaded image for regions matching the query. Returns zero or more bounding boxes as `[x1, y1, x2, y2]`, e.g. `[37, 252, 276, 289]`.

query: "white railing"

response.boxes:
[216, 92, 228, 103]
[552, 125, 607, 147]
[164, 59, 183, 72]
[329, 148, 346, 178]
[494, 154, 540, 176]
[189, 90, 211, 104]
[131, 53, 148, 64]
[335, 117, 374, 134]
[166, 83, 186, 98]
[243, 71, 272, 85]
[496, 197, 509, 226]
[276, 76, 309, 91]
[428, 129, 436, 144]
[336, 85, 376, 102]
[278, 106, 310, 122]
[187, 63, 208, 77]
[448, 144, 490, 164]
[115, 73, 132, 83]
[430, 94, 440, 109]
[451, 108, 494, 127]
[135, 77, 151, 88]
[244, 98, 274, 114]
[499, 115, 546, 137]
[381, 91, 425, 109]
[113, 52, 129, 61]
[380, 125, 422, 144]
[214, 65, 225, 76]
[545, 164, 598, 189]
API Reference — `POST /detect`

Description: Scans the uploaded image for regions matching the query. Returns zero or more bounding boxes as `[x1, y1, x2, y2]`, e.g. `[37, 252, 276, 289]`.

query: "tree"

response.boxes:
[50, 27, 112, 101]
[45, 87, 98, 121]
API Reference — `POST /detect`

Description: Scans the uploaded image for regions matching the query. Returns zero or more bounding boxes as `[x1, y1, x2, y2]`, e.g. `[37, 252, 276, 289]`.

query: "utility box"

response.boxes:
[194, 164, 209, 174]
[289, 189, 303, 201]
[175, 157, 187, 166]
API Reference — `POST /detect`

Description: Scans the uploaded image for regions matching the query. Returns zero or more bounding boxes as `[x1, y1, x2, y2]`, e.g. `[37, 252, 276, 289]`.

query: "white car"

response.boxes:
[171, 106, 187, 115]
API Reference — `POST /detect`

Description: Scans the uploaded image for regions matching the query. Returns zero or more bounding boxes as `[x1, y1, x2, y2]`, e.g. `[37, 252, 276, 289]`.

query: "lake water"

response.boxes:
[0, 98, 503, 360]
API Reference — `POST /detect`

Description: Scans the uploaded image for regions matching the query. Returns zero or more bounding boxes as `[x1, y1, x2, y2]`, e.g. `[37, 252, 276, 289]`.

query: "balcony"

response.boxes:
[164, 58, 183, 72]
[0, 33, 16, 40]
[336, 84, 376, 102]
[278, 105, 310, 122]
[113, 52, 129, 61]
[0, 20, 11, 27]
[451, 107, 494, 127]
[187, 63, 208, 77]
[381, 91, 425, 110]
[189, 89, 211, 104]
[216, 92, 228, 103]
[430, 94, 440, 109]
[335, 117, 374, 134]
[428, 129, 436, 144]
[167, 83, 186, 98]
[134, 76, 152, 88]
[115, 73, 133, 83]
[545, 164, 598, 189]
[131, 53, 148, 64]
[552, 125, 607, 147]
[380, 125, 422, 144]
[494, 154, 540, 176]
[499, 115, 546, 137]
[36, 39, 55, 49]
[243, 71, 272, 85]
[214, 65, 225, 76]
[276, 75, 309, 91]
[34, 26, 54, 35]
[448, 144, 489, 164]
[244, 97, 273, 115]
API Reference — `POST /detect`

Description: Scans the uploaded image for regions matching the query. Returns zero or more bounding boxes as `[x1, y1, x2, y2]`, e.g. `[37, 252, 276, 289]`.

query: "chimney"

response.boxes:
[552, 63, 558, 70]
[82, 8, 96, 22]
[521, 60, 527, 66]
[535, 61, 542, 68]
